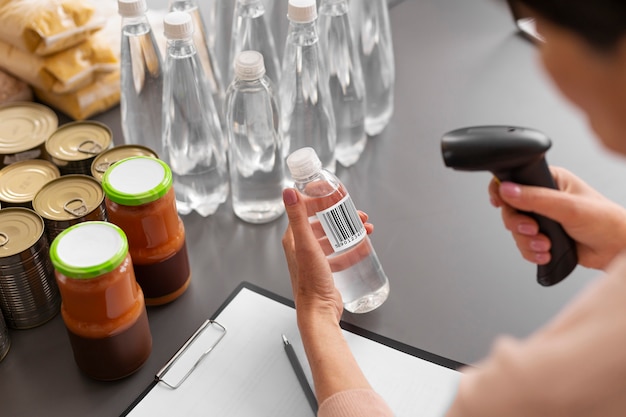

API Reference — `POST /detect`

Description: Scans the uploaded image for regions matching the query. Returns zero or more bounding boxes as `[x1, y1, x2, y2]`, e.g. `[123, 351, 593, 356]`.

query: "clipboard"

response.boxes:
[122, 282, 464, 417]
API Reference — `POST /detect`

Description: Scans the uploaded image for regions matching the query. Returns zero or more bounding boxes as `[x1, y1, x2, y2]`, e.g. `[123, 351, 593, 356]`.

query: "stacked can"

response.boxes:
[0, 159, 60, 208]
[90, 144, 158, 183]
[32, 175, 108, 243]
[45, 121, 112, 176]
[0, 310, 9, 362]
[101, 156, 191, 306]
[0, 312, 11, 362]
[0, 208, 60, 329]
[0, 102, 57, 168]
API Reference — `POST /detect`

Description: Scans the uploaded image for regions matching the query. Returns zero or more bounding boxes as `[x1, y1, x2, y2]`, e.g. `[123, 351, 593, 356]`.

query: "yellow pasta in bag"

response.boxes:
[0, 0, 104, 56]
[34, 70, 120, 120]
[0, 2, 120, 94]
[0, 34, 118, 94]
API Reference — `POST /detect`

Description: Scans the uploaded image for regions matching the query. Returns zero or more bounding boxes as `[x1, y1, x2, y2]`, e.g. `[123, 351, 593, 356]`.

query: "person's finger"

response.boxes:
[282, 224, 300, 295]
[282, 188, 338, 312]
[283, 188, 320, 251]
[488, 177, 503, 207]
[512, 232, 552, 265]
[328, 238, 373, 271]
[498, 181, 579, 224]
[500, 204, 540, 236]
[283, 188, 332, 275]
[358, 211, 374, 234]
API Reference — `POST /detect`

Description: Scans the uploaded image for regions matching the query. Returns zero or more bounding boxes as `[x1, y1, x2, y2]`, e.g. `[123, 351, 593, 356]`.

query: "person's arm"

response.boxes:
[446, 251, 626, 416]
[489, 166, 626, 270]
[283, 182, 626, 416]
[282, 188, 393, 416]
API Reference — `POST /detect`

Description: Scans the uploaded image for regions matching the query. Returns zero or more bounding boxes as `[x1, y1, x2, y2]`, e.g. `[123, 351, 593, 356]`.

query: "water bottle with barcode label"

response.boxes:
[286, 147, 389, 313]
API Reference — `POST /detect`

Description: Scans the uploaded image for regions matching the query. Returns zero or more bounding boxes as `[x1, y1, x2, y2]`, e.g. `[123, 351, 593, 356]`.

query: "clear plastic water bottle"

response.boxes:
[225, 50, 285, 224]
[162, 11, 229, 217]
[318, 0, 366, 167]
[118, 0, 164, 157]
[279, 0, 337, 174]
[349, 0, 395, 136]
[169, 0, 225, 124]
[207, 0, 234, 84]
[286, 147, 390, 313]
[263, 0, 289, 62]
[228, 0, 281, 88]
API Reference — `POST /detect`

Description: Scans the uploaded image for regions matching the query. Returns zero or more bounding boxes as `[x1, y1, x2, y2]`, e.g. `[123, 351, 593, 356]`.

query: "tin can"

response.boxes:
[0, 102, 58, 169]
[50, 221, 152, 380]
[0, 208, 61, 329]
[0, 159, 60, 208]
[0, 310, 9, 362]
[32, 175, 108, 243]
[102, 156, 191, 306]
[90, 144, 158, 182]
[45, 121, 112, 176]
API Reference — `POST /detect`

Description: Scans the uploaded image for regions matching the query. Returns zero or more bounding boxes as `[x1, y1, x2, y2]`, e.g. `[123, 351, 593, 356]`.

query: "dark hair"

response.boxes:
[515, 0, 626, 50]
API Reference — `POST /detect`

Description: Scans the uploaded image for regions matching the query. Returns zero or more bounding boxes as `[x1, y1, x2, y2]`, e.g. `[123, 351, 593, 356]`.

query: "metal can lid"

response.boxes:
[90, 145, 158, 182]
[32, 175, 104, 221]
[0, 208, 45, 258]
[45, 121, 112, 162]
[102, 156, 172, 206]
[0, 159, 60, 204]
[0, 102, 58, 154]
[50, 221, 128, 279]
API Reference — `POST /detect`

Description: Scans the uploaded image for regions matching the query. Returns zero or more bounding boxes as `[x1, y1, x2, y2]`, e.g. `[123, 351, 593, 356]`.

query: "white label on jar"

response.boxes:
[56, 222, 124, 268]
[316, 194, 366, 252]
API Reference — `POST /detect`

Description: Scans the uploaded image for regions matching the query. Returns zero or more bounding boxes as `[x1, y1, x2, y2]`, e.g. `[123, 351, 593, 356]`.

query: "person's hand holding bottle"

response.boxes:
[282, 188, 373, 321]
[282, 188, 379, 406]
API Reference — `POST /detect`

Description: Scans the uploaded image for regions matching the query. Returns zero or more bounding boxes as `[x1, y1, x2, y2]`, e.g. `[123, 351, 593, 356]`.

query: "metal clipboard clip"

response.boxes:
[155, 320, 227, 389]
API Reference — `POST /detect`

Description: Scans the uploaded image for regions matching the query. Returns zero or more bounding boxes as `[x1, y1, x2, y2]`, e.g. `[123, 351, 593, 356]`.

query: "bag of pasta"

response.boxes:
[0, 0, 104, 56]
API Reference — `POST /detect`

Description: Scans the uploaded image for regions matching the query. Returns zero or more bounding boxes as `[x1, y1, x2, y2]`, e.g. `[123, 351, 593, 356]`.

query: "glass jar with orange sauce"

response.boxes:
[101, 156, 191, 306]
[50, 221, 152, 380]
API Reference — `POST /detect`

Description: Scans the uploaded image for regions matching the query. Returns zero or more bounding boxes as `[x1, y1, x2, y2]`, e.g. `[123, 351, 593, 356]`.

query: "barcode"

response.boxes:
[316, 194, 366, 252]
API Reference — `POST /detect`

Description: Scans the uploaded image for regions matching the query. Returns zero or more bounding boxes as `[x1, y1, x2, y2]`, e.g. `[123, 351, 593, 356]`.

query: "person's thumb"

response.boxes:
[283, 188, 318, 249]
[498, 181, 575, 223]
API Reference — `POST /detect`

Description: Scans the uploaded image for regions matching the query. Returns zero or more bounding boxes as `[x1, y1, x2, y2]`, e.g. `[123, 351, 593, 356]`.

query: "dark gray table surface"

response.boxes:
[5, 1, 626, 416]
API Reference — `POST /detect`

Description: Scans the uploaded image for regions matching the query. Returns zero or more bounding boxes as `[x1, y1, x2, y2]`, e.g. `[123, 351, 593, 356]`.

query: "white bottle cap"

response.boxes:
[118, 0, 147, 17]
[288, 0, 317, 23]
[235, 51, 266, 81]
[286, 147, 322, 181]
[163, 11, 194, 40]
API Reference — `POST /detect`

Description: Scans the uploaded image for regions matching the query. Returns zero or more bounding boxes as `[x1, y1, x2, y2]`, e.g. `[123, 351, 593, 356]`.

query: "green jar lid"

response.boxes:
[50, 221, 128, 279]
[101, 156, 172, 206]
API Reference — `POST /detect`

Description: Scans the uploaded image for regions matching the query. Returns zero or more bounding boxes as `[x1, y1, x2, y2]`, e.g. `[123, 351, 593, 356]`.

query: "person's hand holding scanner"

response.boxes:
[489, 166, 626, 271]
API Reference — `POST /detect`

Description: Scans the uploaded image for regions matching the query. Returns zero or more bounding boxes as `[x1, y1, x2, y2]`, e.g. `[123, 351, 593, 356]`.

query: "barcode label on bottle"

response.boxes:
[316, 194, 366, 252]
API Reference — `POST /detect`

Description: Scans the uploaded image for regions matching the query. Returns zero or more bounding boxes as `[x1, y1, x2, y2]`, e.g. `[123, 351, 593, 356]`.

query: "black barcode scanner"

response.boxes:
[440, 125, 578, 286]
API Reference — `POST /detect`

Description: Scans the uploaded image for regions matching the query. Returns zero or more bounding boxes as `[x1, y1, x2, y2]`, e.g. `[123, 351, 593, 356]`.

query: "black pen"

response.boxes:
[282, 334, 318, 414]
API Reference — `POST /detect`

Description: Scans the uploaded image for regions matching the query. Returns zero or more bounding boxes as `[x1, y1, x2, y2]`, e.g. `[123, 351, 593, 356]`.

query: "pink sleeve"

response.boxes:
[318, 389, 394, 417]
[446, 252, 626, 417]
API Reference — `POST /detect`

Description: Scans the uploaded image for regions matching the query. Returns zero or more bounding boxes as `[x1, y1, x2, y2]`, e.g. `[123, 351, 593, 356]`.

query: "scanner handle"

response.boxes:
[495, 159, 578, 286]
